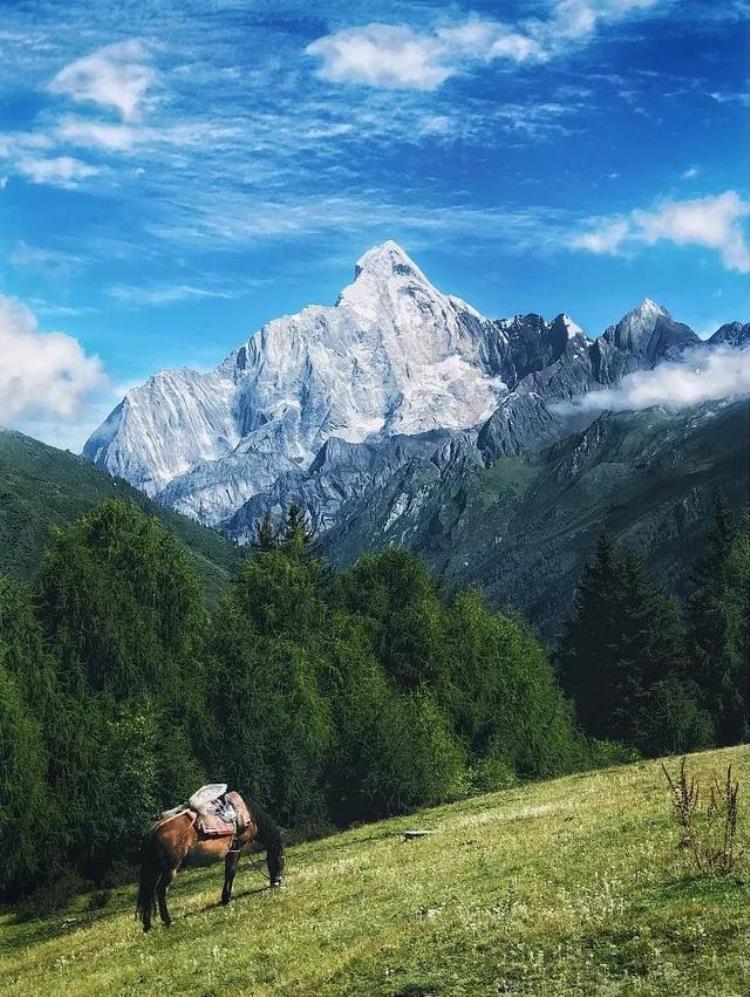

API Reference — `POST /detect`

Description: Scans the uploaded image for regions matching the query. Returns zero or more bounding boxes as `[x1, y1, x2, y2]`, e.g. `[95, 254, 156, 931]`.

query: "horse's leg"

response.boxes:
[156, 868, 177, 927]
[266, 840, 284, 888]
[221, 850, 240, 905]
[136, 832, 161, 933]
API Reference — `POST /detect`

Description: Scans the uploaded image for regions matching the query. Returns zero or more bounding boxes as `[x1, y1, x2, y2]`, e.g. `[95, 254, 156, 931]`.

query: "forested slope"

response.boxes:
[0, 429, 243, 600]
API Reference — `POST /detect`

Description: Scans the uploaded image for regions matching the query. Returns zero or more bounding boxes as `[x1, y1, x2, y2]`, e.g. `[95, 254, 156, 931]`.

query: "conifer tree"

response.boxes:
[0, 644, 49, 897]
[556, 534, 622, 738]
[283, 501, 313, 552]
[614, 552, 693, 749]
[723, 524, 750, 743]
[252, 508, 279, 551]
[687, 499, 745, 745]
[559, 537, 711, 753]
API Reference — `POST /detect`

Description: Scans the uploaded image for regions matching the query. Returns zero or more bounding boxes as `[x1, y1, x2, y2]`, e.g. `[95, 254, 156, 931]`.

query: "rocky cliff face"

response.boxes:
[84, 241, 748, 559]
[85, 242, 519, 524]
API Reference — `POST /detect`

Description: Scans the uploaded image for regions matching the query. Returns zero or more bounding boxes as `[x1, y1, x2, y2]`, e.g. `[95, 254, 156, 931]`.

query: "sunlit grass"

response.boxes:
[2, 746, 748, 995]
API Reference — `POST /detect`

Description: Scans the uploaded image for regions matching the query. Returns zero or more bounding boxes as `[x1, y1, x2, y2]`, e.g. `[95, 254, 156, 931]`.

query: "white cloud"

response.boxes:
[306, 25, 450, 90]
[560, 346, 750, 413]
[0, 129, 99, 188]
[572, 218, 630, 254]
[16, 154, 99, 187]
[436, 19, 546, 64]
[55, 117, 142, 151]
[0, 294, 106, 428]
[571, 190, 750, 272]
[681, 165, 700, 180]
[307, 1, 662, 90]
[49, 40, 155, 120]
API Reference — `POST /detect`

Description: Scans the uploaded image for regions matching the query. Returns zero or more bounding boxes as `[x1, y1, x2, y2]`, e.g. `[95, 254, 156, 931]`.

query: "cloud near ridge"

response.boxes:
[306, 0, 661, 89]
[0, 294, 105, 426]
[556, 346, 750, 414]
[571, 190, 750, 273]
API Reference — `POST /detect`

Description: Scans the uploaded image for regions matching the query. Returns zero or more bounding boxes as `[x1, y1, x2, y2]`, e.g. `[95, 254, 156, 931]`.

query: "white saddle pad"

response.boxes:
[189, 783, 228, 813]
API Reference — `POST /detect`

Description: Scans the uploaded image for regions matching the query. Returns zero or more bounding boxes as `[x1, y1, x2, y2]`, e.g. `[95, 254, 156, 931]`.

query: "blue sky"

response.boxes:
[0, 0, 748, 448]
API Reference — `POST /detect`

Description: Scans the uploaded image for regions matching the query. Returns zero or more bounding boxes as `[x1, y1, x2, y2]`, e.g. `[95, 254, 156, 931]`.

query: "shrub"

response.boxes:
[662, 758, 743, 875]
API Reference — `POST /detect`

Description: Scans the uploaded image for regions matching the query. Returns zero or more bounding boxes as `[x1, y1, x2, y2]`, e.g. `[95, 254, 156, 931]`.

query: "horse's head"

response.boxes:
[247, 796, 285, 888]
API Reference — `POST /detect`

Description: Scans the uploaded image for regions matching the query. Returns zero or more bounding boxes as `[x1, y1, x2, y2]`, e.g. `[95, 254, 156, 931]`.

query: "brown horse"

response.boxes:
[136, 798, 284, 931]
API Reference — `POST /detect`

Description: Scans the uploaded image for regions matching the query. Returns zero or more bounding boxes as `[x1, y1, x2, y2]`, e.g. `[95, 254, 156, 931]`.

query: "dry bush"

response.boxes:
[662, 757, 742, 874]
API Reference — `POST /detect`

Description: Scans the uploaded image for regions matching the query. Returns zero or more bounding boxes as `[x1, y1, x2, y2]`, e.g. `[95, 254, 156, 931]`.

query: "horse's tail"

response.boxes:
[135, 828, 160, 931]
[249, 799, 285, 886]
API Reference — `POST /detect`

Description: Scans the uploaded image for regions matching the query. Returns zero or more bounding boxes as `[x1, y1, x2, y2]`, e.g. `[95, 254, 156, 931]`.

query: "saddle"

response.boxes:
[160, 784, 254, 841]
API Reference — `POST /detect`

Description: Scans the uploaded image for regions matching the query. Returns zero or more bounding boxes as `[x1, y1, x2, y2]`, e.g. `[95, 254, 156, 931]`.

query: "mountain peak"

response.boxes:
[558, 313, 586, 339]
[353, 241, 424, 282]
[632, 298, 668, 318]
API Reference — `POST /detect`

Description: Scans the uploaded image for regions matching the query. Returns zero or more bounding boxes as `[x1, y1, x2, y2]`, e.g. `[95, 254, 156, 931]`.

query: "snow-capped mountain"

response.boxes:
[84, 242, 582, 524]
[84, 242, 744, 534]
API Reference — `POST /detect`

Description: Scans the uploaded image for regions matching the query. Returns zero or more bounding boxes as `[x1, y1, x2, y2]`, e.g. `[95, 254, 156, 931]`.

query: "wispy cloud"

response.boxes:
[16, 154, 100, 187]
[571, 190, 750, 273]
[557, 346, 750, 413]
[143, 189, 568, 254]
[10, 241, 89, 277]
[54, 115, 239, 153]
[307, 1, 662, 90]
[49, 39, 156, 120]
[107, 283, 236, 306]
[709, 90, 750, 108]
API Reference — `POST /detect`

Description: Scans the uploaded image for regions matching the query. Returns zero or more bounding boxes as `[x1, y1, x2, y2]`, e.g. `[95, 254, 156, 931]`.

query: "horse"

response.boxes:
[135, 797, 284, 932]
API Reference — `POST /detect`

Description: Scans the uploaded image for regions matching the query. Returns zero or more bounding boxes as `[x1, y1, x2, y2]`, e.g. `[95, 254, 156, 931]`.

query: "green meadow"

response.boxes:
[2, 745, 748, 996]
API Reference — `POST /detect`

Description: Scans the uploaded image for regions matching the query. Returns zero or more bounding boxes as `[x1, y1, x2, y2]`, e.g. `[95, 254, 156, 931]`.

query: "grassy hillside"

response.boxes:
[0, 429, 243, 601]
[2, 745, 747, 995]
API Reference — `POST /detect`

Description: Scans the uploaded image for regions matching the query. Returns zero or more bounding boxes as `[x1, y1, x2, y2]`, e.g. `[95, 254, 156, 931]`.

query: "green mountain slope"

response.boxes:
[1, 745, 747, 995]
[0, 429, 243, 599]
[324, 400, 750, 636]
[442, 399, 750, 632]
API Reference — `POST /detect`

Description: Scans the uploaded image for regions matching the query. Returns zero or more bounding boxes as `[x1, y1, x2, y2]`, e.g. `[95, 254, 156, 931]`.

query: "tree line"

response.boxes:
[556, 500, 749, 757]
[0, 498, 747, 905]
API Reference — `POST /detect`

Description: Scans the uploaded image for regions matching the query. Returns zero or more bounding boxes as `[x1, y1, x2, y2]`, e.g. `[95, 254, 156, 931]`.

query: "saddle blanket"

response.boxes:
[159, 789, 254, 838]
[197, 790, 253, 839]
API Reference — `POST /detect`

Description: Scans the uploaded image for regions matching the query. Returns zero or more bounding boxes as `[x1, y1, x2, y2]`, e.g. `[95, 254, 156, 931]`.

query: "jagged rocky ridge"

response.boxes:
[84, 242, 749, 628]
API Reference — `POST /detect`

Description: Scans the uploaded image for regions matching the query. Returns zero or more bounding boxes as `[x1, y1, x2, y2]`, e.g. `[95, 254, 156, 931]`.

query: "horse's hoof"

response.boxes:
[271, 879, 283, 889]
[143, 924, 152, 934]
[220, 898, 231, 906]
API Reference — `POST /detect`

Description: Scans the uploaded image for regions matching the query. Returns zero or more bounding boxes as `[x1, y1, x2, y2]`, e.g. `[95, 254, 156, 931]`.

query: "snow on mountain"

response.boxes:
[83, 366, 240, 498]
[84, 241, 514, 524]
[84, 241, 737, 534]
[590, 298, 701, 384]
[708, 321, 750, 348]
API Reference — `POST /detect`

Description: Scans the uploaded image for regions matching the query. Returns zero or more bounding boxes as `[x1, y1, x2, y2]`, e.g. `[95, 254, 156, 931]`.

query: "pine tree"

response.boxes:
[252, 508, 278, 551]
[723, 524, 750, 743]
[557, 538, 701, 752]
[687, 499, 745, 745]
[614, 552, 696, 750]
[556, 534, 623, 738]
[0, 644, 49, 897]
[283, 501, 313, 552]
[37, 500, 206, 705]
